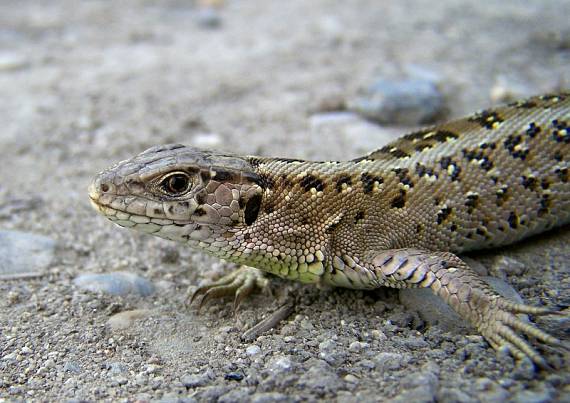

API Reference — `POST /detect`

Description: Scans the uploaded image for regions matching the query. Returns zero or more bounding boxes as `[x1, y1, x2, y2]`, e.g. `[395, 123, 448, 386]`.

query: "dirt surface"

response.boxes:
[1, 1, 569, 401]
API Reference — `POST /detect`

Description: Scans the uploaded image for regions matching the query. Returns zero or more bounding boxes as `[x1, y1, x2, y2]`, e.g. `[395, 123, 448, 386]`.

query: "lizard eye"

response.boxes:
[160, 172, 192, 196]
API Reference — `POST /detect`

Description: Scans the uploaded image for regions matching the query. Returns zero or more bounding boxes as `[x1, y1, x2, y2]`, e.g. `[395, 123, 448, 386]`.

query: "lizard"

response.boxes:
[88, 92, 570, 369]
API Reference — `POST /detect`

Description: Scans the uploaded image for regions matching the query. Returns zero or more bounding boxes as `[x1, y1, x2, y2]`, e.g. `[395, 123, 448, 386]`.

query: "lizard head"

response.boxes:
[88, 144, 265, 246]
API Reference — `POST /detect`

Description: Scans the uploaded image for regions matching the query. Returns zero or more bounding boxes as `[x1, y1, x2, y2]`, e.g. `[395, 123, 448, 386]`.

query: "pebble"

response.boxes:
[393, 364, 440, 403]
[63, 361, 81, 373]
[375, 352, 409, 371]
[357, 359, 376, 370]
[267, 356, 294, 374]
[0, 230, 56, 277]
[437, 388, 476, 402]
[219, 388, 254, 403]
[181, 373, 211, 388]
[511, 385, 554, 403]
[246, 345, 262, 356]
[297, 360, 339, 393]
[106, 362, 128, 374]
[318, 339, 347, 366]
[107, 309, 154, 331]
[195, 7, 222, 29]
[397, 335, 430, 349]
[348, 78, 446, 125]
[251, 392, 292, 403]
[348, 341, 366, 353]
[74, 271, 155, 297]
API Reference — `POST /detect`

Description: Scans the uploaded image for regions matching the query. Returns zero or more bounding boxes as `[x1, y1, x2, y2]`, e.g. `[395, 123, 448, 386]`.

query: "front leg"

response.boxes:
[188, 266, 269, 311]
[366, 249, 561, 368]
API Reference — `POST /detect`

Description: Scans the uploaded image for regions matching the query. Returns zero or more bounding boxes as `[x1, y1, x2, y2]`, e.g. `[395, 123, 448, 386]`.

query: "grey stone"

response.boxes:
[196, 8, 222, 29]
[246, 345, 262, 356]
[107, 309, 154, 331]
[194, 385, 230, 402]
[374, 352, 409, 371]
[74, 271, 155, 297]
[348, 78, 446, 125]
[318, 339, 347, 366]
[180, 374, 210, 388]
[0, 230, 56, 276]
[396, 335, 430, 349]
[298, 360, 340, 393]
[357, 359, 376, 370]
[251, 392, 292, 403]
[219, 387, 253, 403]
[511, 385, 554, 403]
[437, 388, 477, 403]
[394, 364, 440, 403]
[267, 356, 294, 374]
[63, 361, 81, 373]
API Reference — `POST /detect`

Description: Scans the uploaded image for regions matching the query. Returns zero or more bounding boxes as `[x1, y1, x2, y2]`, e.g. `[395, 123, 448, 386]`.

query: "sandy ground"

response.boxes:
[0, 0, 569, 401]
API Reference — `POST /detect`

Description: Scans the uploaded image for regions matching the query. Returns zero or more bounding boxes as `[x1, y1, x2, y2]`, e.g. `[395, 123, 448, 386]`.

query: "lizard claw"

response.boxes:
[187, 266, 269, 313]
[476, 298, 563, 370]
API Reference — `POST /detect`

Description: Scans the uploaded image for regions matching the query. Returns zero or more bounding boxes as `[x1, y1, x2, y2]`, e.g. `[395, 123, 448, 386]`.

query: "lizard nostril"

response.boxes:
[100, 183, 110, 193]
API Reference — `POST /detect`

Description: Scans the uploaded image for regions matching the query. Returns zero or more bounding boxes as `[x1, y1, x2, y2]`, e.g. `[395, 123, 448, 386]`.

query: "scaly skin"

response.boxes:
[89, 92, 569, 368]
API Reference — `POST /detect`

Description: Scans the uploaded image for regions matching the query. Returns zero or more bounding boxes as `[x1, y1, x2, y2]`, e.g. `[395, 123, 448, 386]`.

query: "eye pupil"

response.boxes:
[164, 174, 190, 194]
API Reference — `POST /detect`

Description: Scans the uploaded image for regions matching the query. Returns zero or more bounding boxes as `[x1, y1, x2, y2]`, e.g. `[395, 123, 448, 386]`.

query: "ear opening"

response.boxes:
[244, 193, 263, 225]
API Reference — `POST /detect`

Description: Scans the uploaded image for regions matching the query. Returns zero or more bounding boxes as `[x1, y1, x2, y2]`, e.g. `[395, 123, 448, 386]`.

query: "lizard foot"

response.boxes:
[476, 298, 563, 370]
[371, 248, 564, 369]
[187, 266, 269, 312]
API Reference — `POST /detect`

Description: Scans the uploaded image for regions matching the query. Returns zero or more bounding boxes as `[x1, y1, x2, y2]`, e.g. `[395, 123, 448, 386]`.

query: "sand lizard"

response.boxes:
[89, 92, 569, 368]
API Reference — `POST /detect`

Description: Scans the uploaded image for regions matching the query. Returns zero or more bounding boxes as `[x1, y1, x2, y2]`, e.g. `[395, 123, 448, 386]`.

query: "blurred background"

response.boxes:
[0, 1, 568, 401]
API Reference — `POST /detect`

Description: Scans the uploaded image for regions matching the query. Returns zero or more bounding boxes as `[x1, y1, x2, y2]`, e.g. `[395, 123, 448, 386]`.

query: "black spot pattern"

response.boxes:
[380, 146, 411, 158]
[503, 134, 529, 160]
[468, 110, 504, 129]
[351, 155, 374, 163]
[415, 143, 433, 152]
[526, 122, 541, 138]
[436, 207, 452, 224]
[551, 119, 570, 143]
[439, 156, 461, 181]
[392, 168, 413, 187]
[555, 167, 568, 183]
[354, 211, 365, 224]
[335, 175, 352, 192]
[274, 157, 305, 164]
[538, 195, 551, 217]
[495, 186, 509, 206]
[479, 142, 497, 150]
[391, 190, 407, 208]
[361, 172, 383, 193]
[521, 176, 538, 191]
[299, 174, 325, 192]
[465, 193, 479, 213]
[415, 163, 438, 179]
[403, 129, 459, 143]
[507, 211, 519, 229]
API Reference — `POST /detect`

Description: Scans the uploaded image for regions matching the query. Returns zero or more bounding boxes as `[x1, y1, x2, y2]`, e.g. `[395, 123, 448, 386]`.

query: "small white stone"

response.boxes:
[246, 345, 261, 356]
